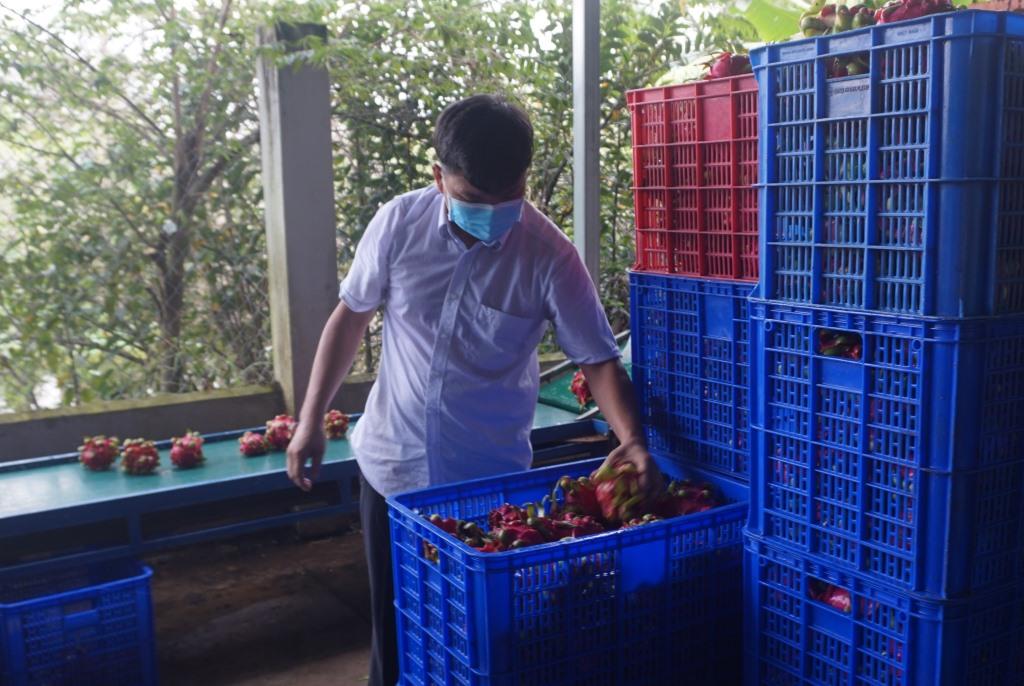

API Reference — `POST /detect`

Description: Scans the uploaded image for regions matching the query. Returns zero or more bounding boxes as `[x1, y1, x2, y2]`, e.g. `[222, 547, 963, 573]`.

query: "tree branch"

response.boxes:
[0, 1, 167, 140]
[184, 128, 260, 203]
[189, 0, 234, 158]
[66, 337, 147, 365]
[8, 101, 155, 249]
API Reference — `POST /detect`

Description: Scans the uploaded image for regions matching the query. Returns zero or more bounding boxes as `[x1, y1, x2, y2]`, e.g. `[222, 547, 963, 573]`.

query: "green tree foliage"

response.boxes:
[0, 0, 774, 412]
[0, 0, 281, 409]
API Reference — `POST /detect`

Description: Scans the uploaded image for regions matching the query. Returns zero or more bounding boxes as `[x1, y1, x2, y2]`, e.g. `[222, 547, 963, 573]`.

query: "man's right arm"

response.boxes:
[286, 301, 376, 491]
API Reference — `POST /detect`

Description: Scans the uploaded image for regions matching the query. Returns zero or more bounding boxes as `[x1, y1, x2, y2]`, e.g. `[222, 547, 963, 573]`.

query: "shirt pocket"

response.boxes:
[471, 303, 545, 362]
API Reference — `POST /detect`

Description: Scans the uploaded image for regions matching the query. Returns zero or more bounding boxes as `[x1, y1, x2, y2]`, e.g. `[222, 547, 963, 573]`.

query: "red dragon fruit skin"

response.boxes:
[569, 370, 592, 408]
[488, 503, 527, 530]
[875, 0, 955, 24]
[264, 414, 297, 450]
[708, 52, 752, 79]
[238, 431, 269, 457]
[121, 438, 160, 475]
[78, 435, 120, 471]
[554, 476, 602, 519]
[323, 409, 350, 439]
[170, 430, 205, 469]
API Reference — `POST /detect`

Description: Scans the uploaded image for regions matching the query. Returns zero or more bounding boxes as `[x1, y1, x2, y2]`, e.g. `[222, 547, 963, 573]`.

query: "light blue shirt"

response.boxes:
[339, 185, 619, 496]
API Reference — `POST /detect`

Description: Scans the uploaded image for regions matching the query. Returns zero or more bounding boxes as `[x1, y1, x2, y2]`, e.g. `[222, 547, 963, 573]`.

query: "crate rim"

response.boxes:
[750, 296, 1024, 327]
[626, 72, 757, 102]
[0, 561, 152, 610]
[750, 8, 1018, 69]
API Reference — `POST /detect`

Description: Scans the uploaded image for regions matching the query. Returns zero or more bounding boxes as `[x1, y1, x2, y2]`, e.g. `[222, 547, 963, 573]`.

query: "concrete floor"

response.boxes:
[148, 524, 373, 685]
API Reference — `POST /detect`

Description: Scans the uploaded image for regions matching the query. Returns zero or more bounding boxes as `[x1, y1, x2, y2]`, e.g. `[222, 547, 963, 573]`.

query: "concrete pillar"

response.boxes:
[573, 0, 601, 285]
[256, 23, 338, 415]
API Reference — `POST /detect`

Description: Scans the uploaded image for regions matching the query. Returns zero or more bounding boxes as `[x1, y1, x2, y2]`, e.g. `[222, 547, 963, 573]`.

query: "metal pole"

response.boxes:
[573, 0, 601, 285]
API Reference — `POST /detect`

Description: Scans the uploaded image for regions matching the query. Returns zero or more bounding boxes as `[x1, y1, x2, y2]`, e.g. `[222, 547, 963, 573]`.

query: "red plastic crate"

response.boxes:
[628, 75, 759, 282]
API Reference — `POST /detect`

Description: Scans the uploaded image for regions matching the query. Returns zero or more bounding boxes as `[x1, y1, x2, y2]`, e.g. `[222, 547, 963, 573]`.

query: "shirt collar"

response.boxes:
[434, 187, 515, 251]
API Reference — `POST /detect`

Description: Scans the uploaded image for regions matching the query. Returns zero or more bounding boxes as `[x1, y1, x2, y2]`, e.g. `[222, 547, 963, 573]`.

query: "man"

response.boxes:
[286, 94, 660, 686]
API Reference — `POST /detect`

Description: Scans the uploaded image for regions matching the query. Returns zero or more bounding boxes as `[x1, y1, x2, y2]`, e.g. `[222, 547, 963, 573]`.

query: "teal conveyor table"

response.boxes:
[0, 404, 608, 576]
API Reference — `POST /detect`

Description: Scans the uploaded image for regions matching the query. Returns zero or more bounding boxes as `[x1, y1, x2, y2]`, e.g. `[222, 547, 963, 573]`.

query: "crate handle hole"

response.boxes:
[824, 53, 870, 80]
[807, 576, 851, 613]
[62, 599, 95, 617]
[817, 329, 862, 361]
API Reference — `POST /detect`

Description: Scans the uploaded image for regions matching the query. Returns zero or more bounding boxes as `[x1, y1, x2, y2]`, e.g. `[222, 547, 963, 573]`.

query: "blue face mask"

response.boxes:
[446, 193, 524, 244]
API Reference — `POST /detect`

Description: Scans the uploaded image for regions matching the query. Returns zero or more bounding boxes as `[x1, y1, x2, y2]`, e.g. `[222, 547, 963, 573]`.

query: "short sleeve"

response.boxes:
[338, 200, 395, 312]
[545, 248, 620, 365]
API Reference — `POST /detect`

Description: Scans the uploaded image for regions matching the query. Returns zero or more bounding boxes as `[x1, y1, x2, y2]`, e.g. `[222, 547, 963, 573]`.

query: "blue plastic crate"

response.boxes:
[0, 560, 156, 686]
[630, 272, 755, 480]
[751, 10, 1024, 317]
[388, 456, 748, 686]
[749, 299, 1024, 597]
[744, 533, 1024, 686]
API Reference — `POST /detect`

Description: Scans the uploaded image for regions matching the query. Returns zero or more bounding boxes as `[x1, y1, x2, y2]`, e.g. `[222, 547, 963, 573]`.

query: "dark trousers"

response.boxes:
[360, 471, 399, 686]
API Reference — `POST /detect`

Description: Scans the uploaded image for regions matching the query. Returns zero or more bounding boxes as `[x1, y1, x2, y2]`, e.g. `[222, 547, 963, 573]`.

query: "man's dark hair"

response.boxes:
[433, 94, 534, 195]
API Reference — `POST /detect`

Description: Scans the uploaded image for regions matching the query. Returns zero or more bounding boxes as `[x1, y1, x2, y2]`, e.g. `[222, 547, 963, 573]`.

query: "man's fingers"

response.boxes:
[287, 449, 311, 491]
[310, 452, 323, 481]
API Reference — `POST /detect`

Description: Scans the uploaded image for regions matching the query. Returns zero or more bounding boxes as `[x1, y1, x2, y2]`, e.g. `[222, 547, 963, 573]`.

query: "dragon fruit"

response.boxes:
[622, 513, 663, 528]
[591, 461, 651, 526]
[264, 414, 297, 450]
[657, 479, 720, 517]
[707, 52, 752, 79]
[488, 503, 528, 530]
[170, 431, 204, 469]
[802, 2, 877, 36]
[875, 0, 955, 24]
[809, 579, 852, 613]
[552, 475, 602, 519]
[238, 431, 269, 457]
[500, 523, 547, 548]
[323, 409, 350, 439]
[550, 512, 606, 539]
[121, 438, 160, 475]
[569, 370, 592, 409]
[428, 514, 461, 536]
[78, 435, 120, 471]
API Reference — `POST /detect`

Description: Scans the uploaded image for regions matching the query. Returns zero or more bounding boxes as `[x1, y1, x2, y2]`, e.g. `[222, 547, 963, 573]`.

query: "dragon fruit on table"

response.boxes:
[170, 430, 205, 469]
[264, 414, 297, 451]
[238, 431, 269, 457]
[323, 409, 350, 439]
[78, 435, 120, 471]
[121, 438, 160, 475]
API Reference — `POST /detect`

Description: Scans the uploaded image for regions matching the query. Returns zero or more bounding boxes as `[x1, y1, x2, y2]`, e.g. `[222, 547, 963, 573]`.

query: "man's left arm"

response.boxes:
[581, 357, 664, 497]
[542, 243, 663, 497]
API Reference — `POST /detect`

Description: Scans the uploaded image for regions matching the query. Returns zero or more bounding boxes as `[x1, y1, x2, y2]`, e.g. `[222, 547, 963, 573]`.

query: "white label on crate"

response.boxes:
[779, 43, 816, 62]
[827, 76, 871, 117]
[828, 33, 870, 54]
[883, 22, 931, 45]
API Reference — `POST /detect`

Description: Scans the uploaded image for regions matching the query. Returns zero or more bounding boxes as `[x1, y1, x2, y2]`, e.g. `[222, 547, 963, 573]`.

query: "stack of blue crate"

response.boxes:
[624, 58, 762, 686]
[745, 10, 1024, 685]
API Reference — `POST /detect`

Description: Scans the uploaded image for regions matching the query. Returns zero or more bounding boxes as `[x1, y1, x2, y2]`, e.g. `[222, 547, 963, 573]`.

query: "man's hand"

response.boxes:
[285, 301, 375, 491]
[287, 420, 326, 492]
[578, 358, 662, 498]
[599, 438, 664, 499]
